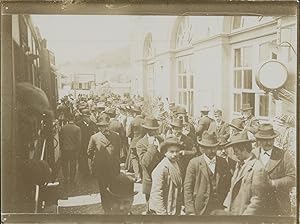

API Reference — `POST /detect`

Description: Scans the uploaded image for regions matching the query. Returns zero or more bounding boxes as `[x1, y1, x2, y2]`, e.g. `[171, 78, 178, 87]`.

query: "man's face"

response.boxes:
[257, 139, 274, 151]
[242, 110, 252, 120]
[202, 146, 217, 159]
[172, 126, 183, 136]
[99, 125, 109, 134]
[111, 197, 133, 215]
[232, 146, 245, 161]
[216, 146, 228, 159]
[214, 114, 222, 123]
[165, 145, 180, 162]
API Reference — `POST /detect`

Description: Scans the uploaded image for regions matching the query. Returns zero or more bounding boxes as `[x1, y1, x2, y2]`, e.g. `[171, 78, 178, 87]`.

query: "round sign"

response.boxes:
[257, 60, 288, 90]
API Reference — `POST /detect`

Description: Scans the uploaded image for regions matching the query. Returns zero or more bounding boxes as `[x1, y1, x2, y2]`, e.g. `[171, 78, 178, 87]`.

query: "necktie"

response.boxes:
[264, 151, 270, 157]
[237, 160, 245, 170]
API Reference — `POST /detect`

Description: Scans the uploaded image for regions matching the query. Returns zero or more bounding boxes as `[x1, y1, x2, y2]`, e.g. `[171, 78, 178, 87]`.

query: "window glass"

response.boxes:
[233, 16, 242, 30]
[243, 70, 252, 89]
[243, 46, 252, 67]
[234, 48, 241, 67]
[234, 70, 242, 88]
[234, 93, 241, 112]
[190, 75, 194, 89]
[183, 92, 187, 105]
[178, 76, 182, 88]
[183, 76, 187, 89]
[259, 95, 269, 117]
[242, 93, 255, 109]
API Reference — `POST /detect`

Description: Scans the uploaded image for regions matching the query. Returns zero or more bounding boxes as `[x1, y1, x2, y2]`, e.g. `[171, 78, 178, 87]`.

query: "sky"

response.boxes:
[31, 15, 135, 65]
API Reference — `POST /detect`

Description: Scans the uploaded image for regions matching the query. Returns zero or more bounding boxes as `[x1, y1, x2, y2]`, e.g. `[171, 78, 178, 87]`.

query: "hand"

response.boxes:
[179, 150, 185, 156]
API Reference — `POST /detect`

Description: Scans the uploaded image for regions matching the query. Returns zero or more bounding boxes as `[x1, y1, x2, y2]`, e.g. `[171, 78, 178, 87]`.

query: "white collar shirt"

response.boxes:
[203, 154, 216, 174]
[260, 147, 273, 166]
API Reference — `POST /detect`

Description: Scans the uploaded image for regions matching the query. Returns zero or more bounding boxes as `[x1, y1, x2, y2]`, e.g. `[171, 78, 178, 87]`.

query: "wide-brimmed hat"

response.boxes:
[240, 103, 253, 111]
[175, 106, 187, 115]
[96, 114, 110, 126]
[81, 108, 90, 116]
[255, 123, 279, 139]
[170, 118, 184, 128]
[198, 131, 220, 147]
[226, 131, 254, 148]
[106, 173, 138, 198]
[141, 117, 160, 130]
[96, 102, 106, 109]
[229, 118, 244, 131]
[160, 136, 184, 154]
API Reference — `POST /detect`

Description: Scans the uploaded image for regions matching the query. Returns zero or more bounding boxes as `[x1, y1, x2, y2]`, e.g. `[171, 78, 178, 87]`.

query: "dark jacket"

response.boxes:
[184, 155, 231, 215]
[208, 120, 230, 142]
[87, 130, 121, 186]
[196, 116, 213, 139]
[252, 146, 296, 215]
[59, 122, 81, 153]
[136, 135, 164, 194]
[76, 116, 97, 153]
[127, 115, 145, 149]
[178, 134, 197, 176]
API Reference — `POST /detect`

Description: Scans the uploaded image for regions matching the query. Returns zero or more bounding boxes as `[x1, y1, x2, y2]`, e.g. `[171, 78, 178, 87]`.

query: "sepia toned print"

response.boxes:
[1, 11, 297, 222]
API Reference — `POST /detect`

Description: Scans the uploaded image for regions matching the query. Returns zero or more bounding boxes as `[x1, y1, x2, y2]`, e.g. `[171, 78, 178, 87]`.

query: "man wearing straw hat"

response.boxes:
[184, 131, 231, 215]
[252, 123, 296, 216]
[223, 131, 270, 215]
[87, 113, 121, 214]
[136, 117, 164, 215]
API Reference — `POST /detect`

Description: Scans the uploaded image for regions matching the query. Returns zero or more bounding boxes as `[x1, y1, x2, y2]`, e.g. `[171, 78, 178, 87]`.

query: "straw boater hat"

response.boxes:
[141, 117, 160, 130]
[160, 136, 185, 154]
[240, 103, 253, 111]
[200, 106, 210, 112]
[229, 118, 244, 131]
[170, 118, 184, 128]
[226, 131, 255, 148]
[96, 102, 106, 109]
[198, 131, 220, 147]
[255, 123, 279, 139]
[106, 173, 138, 198]
[96, 114, 110, 126]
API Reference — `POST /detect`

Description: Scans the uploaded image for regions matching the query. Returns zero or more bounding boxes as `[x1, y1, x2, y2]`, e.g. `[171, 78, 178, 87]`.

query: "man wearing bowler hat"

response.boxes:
[228, 117, 244, 140]
[136, 117, 164, 214]
[175, 106, 196, 143]
[240, 103, 260, 140]
[87, 114, 121, 214]
[184, 131, 231, 215]
[223, 131, 270, 215]
[252, 123, 296, 216]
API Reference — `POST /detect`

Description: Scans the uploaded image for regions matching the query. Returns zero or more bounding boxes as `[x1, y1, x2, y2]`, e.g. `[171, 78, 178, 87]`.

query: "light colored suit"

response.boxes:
[223, 155, 270, 215]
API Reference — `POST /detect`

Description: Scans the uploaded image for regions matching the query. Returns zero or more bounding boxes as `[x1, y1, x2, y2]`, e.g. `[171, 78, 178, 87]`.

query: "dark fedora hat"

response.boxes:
[96, 114, 110, 126]
[141, 117, 160, 130]
[198, 131, 220, 147]
[160, 136, 184, 154]
[175, 106, 187, 115]
[240, 103, 253, 111]
[229, 118, 244, 131]
[106, 173, 138, 198]
[170, 118, 184, 128]
[255, 123, 279, 139]
[226, 131, 255, 148]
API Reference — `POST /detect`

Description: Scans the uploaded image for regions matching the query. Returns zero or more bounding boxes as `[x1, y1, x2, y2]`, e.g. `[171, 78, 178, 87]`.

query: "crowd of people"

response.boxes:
[56, 92, 296, 216]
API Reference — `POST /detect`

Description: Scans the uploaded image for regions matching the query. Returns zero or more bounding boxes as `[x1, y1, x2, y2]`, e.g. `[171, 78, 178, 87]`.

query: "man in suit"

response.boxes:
[104, 108, 127, 162]
[196, 106, 213, 141]
[252, 123, 296, 216]
[208, 109, 230, 143]
[216, 141, 236, 176]
[184, 131, 231, 215]
[126, 105, 145, 182]
[59, 113, 81, 184]
[223, 131, 270, 215]
[175, 106, 196, 143]
[170, 118, 196, 178]
[136, 117, 164, 214]
[87, 114, 121, 214]
[240, 103, 260, 140]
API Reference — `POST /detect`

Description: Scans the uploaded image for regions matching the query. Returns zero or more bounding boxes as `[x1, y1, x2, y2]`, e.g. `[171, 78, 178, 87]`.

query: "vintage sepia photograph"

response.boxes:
[1, 1, 298, 223]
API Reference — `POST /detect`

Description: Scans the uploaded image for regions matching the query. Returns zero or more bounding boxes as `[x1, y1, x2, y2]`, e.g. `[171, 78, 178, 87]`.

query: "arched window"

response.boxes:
[232, 16, 274, 31]
[144, 33, 153, 58]
[174, 17, 194, 115]
[175, 17, 193, 49]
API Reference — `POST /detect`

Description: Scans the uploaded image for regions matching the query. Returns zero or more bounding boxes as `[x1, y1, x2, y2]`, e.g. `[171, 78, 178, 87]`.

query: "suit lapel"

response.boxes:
[199, 156, 209, 181]
[232, 157, 256, 188]
[265, 147, 282, 173]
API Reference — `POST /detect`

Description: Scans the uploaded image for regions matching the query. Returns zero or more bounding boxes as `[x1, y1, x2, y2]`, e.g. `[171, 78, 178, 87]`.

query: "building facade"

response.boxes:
[130, 16, 297, 121]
